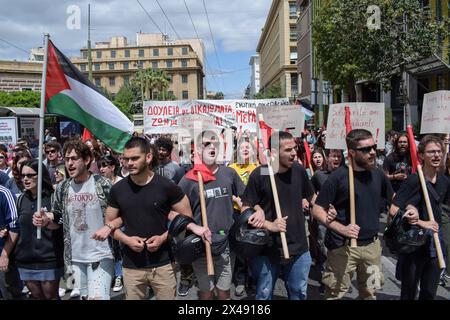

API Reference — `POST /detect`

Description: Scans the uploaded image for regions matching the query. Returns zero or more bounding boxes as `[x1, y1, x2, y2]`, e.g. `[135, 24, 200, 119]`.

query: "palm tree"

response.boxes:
[144, 68, 158, 99]
[154, 69, 171, 100]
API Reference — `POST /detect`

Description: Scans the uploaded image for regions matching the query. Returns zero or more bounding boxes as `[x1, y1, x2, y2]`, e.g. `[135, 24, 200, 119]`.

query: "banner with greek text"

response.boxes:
[143, 98, 291, 134]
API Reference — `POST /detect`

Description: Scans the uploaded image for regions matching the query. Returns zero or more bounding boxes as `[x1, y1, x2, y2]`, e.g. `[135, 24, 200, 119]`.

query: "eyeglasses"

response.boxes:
[20, 173, 38, 179]
[64, 156, 81, 162]
[425, 150, 443, 156]
[46, 149, 57, 154]
[354, 144, 377, 153]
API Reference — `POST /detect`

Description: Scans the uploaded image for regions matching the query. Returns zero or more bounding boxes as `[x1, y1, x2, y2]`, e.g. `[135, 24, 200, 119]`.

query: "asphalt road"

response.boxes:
[60, 213, 449, 301]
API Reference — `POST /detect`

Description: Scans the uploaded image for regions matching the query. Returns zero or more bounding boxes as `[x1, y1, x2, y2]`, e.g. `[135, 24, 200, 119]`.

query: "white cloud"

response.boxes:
[0, 0, 273, 94]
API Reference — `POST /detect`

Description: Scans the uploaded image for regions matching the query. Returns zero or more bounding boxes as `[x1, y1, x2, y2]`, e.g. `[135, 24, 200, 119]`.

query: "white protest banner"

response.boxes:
[0, 117, 18, 148]
[256, 104, 305, 137]
[233, 98, 289, 132]
[143, 98, 290, 134]
[421, 90, 450, 134]
[326, 103, 385, 150]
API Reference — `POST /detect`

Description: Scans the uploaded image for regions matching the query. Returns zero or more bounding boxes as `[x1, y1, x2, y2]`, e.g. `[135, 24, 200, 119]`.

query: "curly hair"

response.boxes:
[63, 139, 92, 169]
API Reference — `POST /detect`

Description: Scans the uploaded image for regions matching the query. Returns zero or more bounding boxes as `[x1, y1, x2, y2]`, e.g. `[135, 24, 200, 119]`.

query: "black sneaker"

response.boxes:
[177, 280, 191, 296]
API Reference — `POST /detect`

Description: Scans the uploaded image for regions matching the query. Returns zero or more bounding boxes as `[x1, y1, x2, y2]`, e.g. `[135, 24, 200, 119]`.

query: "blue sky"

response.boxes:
[0, 0, 272, 98]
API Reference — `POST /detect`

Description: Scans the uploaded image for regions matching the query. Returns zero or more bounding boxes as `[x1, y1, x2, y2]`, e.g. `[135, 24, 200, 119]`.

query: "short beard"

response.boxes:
[130, 163, 148, 176]
[354, 155, 375, 170]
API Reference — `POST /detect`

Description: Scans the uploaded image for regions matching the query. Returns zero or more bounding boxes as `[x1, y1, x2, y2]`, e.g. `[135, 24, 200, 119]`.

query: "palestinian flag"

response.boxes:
[45, 40, 132, 152]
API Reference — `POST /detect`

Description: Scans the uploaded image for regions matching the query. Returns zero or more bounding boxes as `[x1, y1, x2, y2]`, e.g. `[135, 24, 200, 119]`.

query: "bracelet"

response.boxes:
[104, 223, 114, 231]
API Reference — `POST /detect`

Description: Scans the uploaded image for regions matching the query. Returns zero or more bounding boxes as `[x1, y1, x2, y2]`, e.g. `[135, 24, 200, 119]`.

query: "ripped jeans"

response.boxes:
[72, 258, 114, 300]
[250, 251, 311, 300]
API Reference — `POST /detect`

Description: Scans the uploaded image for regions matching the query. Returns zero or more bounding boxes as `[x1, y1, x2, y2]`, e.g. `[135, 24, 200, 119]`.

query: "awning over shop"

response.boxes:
[406, 53, 450, 77]
[0, 106, 40, 117]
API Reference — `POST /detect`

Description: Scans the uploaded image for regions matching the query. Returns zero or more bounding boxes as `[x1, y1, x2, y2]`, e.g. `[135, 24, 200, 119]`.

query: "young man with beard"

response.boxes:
[383, 133, 412, 192]
[312, 129, 394, 300]
[390, 135, 450, 300]
[50, 140, 115, 300]
[178, 130, 246, 300]
[93, 137, 210, 300]
[240, 131, 315, 300]
[154, 136, 185, 184]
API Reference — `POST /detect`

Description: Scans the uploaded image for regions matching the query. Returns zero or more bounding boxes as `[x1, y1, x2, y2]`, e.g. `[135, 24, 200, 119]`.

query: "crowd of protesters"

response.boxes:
[0, 126, 449, 300]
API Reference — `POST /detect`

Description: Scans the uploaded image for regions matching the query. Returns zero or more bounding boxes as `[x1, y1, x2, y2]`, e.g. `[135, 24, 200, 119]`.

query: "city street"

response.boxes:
[61, 213, 449, 301]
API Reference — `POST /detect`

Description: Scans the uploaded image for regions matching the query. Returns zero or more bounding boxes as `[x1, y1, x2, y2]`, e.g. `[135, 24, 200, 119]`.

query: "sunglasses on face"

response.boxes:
[20, 173, 38, 179]
[202, 141, 220, 148]
[0, 156, 5, 159]
[46, 149, 57, 154]
[354, 144, 377, 153]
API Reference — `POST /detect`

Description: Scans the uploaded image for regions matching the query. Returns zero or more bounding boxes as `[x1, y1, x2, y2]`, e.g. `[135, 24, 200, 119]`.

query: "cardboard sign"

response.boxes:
[421, 90, 450, 134]
[20, 117, 40, 142]
[256, 104, 305, 137]
[326, 103, 385, 150]
[0, 117, 18, 148]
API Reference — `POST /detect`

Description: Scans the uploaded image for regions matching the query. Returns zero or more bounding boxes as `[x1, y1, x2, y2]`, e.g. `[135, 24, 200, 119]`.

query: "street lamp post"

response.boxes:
[134, 62, 144, 109]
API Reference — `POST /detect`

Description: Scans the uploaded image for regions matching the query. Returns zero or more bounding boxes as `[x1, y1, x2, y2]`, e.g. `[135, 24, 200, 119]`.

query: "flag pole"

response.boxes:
[36, 34, 50, 239]
[344, 106, 357, 248]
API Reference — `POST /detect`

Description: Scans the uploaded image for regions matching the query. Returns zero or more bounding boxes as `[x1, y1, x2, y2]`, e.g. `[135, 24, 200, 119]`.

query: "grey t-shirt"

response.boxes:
[154, 160, 185, 184]
[178, 166, 245, 240]
[67, 176, 113, 263]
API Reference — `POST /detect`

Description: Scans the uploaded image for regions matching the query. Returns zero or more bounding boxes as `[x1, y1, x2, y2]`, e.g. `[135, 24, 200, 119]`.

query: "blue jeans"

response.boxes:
[250, 251, 311, 300]
[72, 258, 114, 300]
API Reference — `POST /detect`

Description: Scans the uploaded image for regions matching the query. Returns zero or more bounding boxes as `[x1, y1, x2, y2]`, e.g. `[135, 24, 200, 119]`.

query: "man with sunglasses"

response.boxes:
[178, 130, 246, 300]
[312, 129, 394, 300]
[44, 141, 63, 185]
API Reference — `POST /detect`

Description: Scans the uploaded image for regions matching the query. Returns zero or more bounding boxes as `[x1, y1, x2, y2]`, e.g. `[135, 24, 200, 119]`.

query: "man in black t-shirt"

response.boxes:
[390, 135, 450, 300]
[178, 130, 245, 301]
[93, 137, 210, 300]
[312, 129, 394, 300]
[241, 131, 314, 300]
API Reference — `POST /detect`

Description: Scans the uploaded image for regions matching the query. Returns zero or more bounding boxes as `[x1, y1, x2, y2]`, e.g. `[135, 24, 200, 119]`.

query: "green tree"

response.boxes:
[113, 84, 141, 119]
[0, 90, 40, 107]
[253, 82, 282, 99]
[312, 0, 448, 101]
[213, 92, 224, 99]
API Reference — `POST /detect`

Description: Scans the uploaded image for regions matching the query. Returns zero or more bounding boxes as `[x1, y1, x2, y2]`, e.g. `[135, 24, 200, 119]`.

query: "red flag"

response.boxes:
[303, 139, 312, 168]
[258, 120, 273, 150]
[185, 153, 216, 183]
[82, 128, 93, 142]
[344, 106, 352, 134]
[407, 125, 418, 173]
